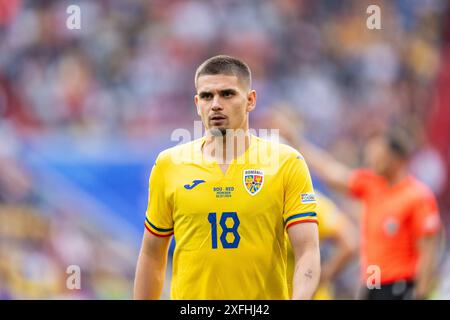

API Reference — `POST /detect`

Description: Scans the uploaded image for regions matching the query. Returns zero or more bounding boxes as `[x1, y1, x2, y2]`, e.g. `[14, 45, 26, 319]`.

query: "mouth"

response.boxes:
[209, 114, 227, 121]
[209, 115, 227, 125]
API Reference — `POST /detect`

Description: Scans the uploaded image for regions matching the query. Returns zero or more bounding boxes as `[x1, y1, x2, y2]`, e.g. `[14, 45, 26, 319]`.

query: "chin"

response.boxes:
[210, 127, 227, 136]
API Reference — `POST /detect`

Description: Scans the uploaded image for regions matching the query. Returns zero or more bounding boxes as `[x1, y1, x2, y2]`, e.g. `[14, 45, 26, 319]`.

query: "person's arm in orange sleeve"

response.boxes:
[413, 196, 441, 300]
[274, 111, 353, 194]
[297, 138, 353, 193]
[415, 234, 439, 299]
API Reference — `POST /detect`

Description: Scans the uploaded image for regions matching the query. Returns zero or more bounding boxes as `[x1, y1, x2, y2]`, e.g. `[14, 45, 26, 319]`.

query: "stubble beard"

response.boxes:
[210, 127, 227, 137]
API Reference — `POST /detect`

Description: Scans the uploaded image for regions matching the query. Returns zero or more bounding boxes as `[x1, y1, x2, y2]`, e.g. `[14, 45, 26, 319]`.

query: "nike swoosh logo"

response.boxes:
[184, 180, 206, 190]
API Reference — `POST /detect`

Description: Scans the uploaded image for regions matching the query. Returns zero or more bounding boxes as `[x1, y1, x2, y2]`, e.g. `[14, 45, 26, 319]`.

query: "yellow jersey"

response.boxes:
[286, 191, 346, 299]
[144, 135, 318, 299]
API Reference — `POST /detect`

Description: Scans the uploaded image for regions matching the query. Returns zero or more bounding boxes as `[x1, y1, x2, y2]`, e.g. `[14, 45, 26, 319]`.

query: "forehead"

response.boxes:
[196, 74, 245, 92]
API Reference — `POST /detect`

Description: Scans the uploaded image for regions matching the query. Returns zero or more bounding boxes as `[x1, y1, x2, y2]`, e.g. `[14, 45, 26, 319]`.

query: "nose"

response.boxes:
[211, 95, 223, 111]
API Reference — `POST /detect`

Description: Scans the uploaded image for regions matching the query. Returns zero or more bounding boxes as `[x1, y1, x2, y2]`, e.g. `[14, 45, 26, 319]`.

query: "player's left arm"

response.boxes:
[288, 222, 321, 300]
[283, 150, 321, 299]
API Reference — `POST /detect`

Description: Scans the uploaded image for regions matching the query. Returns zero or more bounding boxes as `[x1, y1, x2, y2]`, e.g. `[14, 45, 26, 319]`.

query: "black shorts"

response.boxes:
[359, 280, 415, 300]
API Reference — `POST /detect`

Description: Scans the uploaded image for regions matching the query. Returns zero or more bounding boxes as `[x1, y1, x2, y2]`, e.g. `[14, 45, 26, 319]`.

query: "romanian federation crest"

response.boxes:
[243, 169, 264, 196]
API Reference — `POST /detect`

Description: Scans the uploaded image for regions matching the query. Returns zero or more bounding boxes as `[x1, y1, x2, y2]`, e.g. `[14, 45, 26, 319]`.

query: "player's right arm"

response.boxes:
[134, 231, 171, 299]
[134, 154, 174, 299]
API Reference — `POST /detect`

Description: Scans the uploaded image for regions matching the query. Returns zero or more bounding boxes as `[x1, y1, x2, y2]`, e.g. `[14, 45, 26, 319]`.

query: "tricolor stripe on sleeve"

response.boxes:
[144, 218, 174, 237]
[285, 212, 318, 230]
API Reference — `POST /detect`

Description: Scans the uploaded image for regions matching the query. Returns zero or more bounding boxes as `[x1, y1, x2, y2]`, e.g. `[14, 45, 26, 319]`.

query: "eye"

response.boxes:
[199, 92, 212, 100]
[222, 90, 235, 98]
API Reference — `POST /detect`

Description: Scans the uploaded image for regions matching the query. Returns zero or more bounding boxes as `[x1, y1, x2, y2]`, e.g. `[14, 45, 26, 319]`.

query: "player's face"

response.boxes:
[195, 74, 256, 136]
[364, 137, 393, 175]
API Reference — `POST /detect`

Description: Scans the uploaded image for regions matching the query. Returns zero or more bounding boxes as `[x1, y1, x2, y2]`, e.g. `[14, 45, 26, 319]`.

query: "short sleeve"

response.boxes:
[144, 155, 174, 237]
[412, 191, 441, 238]
[348, 169, 380, 199]
[283, 153, 318, 230]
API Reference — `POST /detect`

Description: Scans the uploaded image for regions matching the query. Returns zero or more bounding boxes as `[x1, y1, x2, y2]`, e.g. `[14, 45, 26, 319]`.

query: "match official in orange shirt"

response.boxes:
[281, 119, 441, 299]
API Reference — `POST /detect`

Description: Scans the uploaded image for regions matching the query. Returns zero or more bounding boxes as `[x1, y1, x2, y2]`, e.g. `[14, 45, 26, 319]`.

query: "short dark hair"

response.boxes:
[194, 55, 252, 89]
[384, 127, 415, 159]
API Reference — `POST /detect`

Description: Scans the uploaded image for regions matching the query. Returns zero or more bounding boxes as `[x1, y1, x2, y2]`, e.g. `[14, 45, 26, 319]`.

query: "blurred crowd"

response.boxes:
[1, 0, 448, 191]
[0, 0, 446, 138]
[1, 0, 449, 299]
[0, 204, 134, 299]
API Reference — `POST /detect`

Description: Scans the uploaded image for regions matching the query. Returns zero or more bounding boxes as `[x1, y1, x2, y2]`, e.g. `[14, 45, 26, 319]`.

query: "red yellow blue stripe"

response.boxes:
[285, 212, 318, 230]
[145, 218, 174, 237]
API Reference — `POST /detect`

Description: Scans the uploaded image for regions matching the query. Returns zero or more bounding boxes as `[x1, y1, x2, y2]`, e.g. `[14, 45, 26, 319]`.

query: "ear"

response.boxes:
[246, 90, 257, 112]
[194, 94, 201, 116]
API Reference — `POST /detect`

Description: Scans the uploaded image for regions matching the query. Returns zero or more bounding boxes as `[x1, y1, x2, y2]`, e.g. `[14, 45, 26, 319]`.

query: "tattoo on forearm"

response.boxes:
[304, 269, 313, 280]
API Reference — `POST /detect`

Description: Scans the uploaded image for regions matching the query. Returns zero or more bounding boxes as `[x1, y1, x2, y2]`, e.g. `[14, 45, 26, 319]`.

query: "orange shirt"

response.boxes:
[349, 169, 441, 285]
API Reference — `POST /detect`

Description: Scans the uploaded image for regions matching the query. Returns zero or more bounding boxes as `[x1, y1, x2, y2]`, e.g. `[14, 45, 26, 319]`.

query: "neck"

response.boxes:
[203, 130, 251, 165]
[384, 165, 408, 186]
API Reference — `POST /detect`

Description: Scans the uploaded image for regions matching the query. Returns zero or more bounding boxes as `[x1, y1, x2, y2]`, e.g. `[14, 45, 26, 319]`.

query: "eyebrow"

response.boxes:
[198, 88, 238, 95]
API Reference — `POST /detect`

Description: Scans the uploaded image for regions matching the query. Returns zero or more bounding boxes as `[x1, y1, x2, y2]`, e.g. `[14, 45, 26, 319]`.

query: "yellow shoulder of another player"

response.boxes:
[315, 191, 345, 238]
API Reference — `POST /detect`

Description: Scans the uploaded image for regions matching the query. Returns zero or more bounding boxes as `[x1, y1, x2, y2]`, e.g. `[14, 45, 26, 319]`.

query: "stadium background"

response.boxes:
[0, 0, 449, 299]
